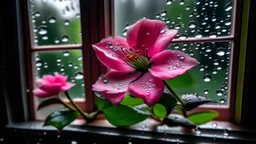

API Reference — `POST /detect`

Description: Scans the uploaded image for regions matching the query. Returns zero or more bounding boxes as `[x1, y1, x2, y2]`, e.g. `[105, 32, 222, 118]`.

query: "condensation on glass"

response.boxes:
[114, 0, 233, 39]
[35, 50, 85, 99]
[29, 0, 82, 46]
[168, 42, 231, 105]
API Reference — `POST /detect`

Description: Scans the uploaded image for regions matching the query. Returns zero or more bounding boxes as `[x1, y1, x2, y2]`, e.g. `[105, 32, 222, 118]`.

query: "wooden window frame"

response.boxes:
[23, 0, 243, 121]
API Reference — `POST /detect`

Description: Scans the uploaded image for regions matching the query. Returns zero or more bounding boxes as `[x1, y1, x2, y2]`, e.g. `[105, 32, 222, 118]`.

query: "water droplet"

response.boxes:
[188, 21, 196, 29]
[179, 34, 187, 40]
[34, 12, 40, 17]
[146, 32, 150, 35]
[216, 89, 223, 96]
[63, 51, 70, 56]
[48, 17, 56, 23]
[180, 56, 185, 60]
[64, 20, 70, 26]
[216, 48, 225, 56]
[141, 125, 147, 129]
[74, 65, 78, 69]
[223, 129, 229, 136]
[57, 135, 60, 138]
[38, 26, 47, 35]
[155, 13, 160, 18]
[203, 74, 211, 82]
[212, 71, 217, 74]
[122, 29, 127, 36]
[195, 33, 202, 38]
[42, 35, 48, 40]
[55, 39, 60, 43]
[212, 123, 217, 128]
[204, 89, 209, 94]
[225, 2, 232, 11]
[75, 72, 84, 80]
[220, 99, 226, 104]
[225, 19, 232, 26]
[209, 33, 217, 38]
[185, 6, 190, 10]
[166, 0, 172, 5]
[214, 62, 219, 65]
[56, 57, 61, 62]
[179, 0, 185, 5]
[160, 29, 165, 34]
[103, 79, 108, 84]
[71, 141, 77, 144]
[200, 67, 204, 71]
[62, 36, 69, 42]
[195, 127, 201, 134]
[119, 82, 123, 86]
[36, 61, 43, 67]
[68, 63, 73, 67]
[160, 10, 167, 17]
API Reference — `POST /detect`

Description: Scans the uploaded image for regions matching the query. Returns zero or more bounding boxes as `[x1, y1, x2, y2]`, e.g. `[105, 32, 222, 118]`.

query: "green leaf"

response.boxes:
[96, 97, 112, 111]
[44, 109, 80, 131]
[187, 111, 219, 125]
[158, 93, 177, 112]
[166, 72, 194, 88]
[182, 94, 216, 111]
[120, 94, 144, 106]
[163, 114, 196, 129]
[103, 104, 149, 127]
[37, 98, 63, 110]
[153, 104, 167, 118]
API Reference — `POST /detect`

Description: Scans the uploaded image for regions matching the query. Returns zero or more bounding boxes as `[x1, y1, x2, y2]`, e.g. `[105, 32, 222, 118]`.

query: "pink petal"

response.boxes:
[92, 36, 134, 72]
[33, 89, 50, 98]
[35, 79, 46, 87]
[128, 72, 164, 106]
[149, 50, 199, 80]
[40, 83, 63, 96]
[101, 92, 125, 105]
[42, 75, 56, 83]
[54, 72, 68, 84]
[61, 82, 75, 91]
[126, 18, 177, 57]
[92, 70, 141, 94]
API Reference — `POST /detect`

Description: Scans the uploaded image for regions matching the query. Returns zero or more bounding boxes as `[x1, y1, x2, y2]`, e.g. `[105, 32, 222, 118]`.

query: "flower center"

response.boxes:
[121, 46, 149, 71]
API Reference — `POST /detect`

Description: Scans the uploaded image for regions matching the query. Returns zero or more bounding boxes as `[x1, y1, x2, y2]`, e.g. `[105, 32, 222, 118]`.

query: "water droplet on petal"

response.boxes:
[160, 29, 165, 34]
[75, 72, 84, 80]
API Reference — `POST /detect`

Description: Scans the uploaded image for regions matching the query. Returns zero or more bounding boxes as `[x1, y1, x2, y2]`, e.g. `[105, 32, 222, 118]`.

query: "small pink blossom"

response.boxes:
[33, 72, 75, 98]
[92, 18, 199, 106]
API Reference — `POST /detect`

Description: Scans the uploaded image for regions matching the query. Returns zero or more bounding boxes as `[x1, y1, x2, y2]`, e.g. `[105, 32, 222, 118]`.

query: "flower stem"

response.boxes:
[163, 80, 186, 107]
[64, 91, 88, 121]
[59, 98, 76, 111]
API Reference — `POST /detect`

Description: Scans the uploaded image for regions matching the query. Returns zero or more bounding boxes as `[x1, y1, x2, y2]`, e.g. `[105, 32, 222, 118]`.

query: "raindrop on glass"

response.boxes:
[63, 51, 70, 56]
[42, 35, 48, 40]
[36, 61, 43, 67]
[225, 2, 232, 11]
[216, 89, 223, 96]
[203, 74, 211, 82]
[48, 17, 56, 23]
[75, 72, 84, 80]
[56, 57, 61, 62]
[160, 10, 167, 17]
[68, 63, 73, 67]
[204, 89, 209, 94]
[122, 29, 127, 36]
[179, 34, 187, 40]
[216, 48, 225, 56]
[34, 12, 40, 17]
[38, 26, 47, 35]
[223, 129, 229, 136]
[78, 57, 82, 61]
[195, 127, 201, 135]
[55, 39, 60, 44]
[64, 20, 70, 26]
[195, 33, 202, 38]
[62, 36, 69, 42]
[220, 99, 226, 104]
[179, 0, 185, 5]
[188, 21, 196, 29]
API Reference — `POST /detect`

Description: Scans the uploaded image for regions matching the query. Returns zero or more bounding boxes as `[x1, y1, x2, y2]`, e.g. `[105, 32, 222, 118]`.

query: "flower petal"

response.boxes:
[33, 89, 50, 98]
[101, 92, 125, 106]
[128, 72, 164, 106]
[126, 18, 177, 57]
[54, 72, 68, 84]
[149, 50, 199, 80]
[42, 75, 55, 83]
[92, 70, 141, 94]
[61, 82, 75, 91]
[92, 36, 134, 72]
[40, 83, 63, 96]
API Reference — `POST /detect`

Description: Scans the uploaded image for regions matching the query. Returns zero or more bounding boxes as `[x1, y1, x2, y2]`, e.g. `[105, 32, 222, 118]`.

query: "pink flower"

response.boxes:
[92, 18, 199, 106]
[33, 72, 75, 98]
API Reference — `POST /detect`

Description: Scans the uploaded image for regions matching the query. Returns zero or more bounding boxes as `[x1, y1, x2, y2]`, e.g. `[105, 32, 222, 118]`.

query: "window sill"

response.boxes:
[4, 118, 256, 143]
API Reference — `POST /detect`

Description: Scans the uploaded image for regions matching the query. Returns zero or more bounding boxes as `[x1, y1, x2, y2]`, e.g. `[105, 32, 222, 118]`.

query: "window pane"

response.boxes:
[35, 50, 85, 99]
[115, 0, 233, 38]
[29, 0, 82, 46]
[168, 42, 231, 105]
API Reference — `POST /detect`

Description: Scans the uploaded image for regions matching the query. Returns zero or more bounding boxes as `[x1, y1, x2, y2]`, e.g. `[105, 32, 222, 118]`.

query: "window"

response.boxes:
[114, 0, 240, 121]
[24, 0, 241, 121]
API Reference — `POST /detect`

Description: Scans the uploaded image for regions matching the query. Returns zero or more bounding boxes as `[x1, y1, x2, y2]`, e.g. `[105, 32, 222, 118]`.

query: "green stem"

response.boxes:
[64, 91, 88, 121]
[163, 80, 186, 106]
[59, 98, 76, 111]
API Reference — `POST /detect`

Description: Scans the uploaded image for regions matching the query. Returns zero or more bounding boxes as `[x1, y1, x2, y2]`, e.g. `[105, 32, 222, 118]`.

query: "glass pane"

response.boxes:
[29, 0, 82, 46]
[168, 42, 231, 105]
[35, 50, 85, 99]
[115, 0, 233, 38]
